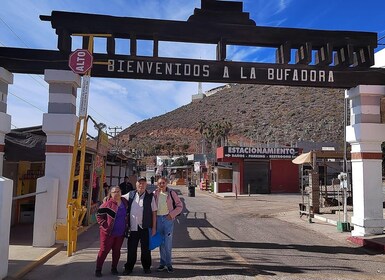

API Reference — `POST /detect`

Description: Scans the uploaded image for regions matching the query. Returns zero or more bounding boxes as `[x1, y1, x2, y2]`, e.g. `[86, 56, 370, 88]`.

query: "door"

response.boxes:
[243, 161, 270, 194]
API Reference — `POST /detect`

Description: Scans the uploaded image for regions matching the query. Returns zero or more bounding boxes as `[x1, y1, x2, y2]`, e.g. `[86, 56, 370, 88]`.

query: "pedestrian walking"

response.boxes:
[95, 186, 128, 277]
[153, 177, 183, 273]
[119, 176, 134, 195]
[122, 177, 157, 275]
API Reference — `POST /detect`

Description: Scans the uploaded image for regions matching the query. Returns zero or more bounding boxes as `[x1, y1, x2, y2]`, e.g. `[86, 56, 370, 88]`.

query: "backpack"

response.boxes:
[170, 190, 181, 217]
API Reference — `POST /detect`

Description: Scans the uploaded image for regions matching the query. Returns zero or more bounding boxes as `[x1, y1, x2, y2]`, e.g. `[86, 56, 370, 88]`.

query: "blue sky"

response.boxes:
[1, 0, 384, 136]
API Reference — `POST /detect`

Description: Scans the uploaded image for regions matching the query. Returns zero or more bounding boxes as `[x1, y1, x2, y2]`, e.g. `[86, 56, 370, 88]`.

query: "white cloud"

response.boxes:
[91, 79, 129, 97]
[276, 0, 292, 15]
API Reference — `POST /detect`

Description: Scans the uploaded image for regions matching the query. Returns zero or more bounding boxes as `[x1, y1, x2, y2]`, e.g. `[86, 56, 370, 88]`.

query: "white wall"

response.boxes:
[0, 177, 13, 279]
[374, 48, 385, 67]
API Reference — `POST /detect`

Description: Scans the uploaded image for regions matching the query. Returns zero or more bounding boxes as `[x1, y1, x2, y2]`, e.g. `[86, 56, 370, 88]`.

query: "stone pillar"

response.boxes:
[0, 68, 13, 278]
[33, 70, 80, 245]
[0, 67, 13, 176]
[33, 177, 59, 247]
[346, 85, 385, 236]
[0, 178, 12, 279]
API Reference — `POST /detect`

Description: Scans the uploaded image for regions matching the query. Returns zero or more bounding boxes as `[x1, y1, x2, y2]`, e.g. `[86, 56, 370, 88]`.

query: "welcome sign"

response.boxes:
[1, 0, 384, 88]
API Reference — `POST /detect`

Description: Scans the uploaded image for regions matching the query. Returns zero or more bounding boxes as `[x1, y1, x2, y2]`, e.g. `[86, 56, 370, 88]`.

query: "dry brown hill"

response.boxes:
[117, 84, 345, 156]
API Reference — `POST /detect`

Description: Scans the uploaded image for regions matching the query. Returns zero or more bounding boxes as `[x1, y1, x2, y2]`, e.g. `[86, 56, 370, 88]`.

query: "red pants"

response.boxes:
[96, 230, 125, 271]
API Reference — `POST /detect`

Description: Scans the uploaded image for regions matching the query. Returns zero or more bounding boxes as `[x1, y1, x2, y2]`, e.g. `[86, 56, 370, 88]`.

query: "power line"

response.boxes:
[29, 75, 48, 89]
[378, 35, 385, 42]
[0, 15, 49, 89]
[8, 91, 45, 112]
[0, 15, 29, 48]
[88, 105, 116, 128]
[0, 14, 123, 132]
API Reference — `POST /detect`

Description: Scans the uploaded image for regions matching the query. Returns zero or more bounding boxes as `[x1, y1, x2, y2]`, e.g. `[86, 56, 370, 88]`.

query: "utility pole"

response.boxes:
[108, 126, 122, 137]
[108, 126, 122, 152]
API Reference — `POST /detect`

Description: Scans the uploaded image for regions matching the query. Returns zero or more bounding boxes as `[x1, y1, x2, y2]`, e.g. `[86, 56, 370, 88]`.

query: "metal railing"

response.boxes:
[12, 190, 47, 201]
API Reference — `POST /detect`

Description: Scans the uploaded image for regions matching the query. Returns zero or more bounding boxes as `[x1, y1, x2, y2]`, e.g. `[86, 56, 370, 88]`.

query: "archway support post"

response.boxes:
[346, 85, 385, 236]
[0, 67, 13, 280]
[33, 70, 80, 246]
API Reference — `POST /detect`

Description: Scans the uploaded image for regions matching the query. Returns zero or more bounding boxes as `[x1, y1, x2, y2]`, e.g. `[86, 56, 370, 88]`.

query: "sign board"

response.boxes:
[79, 75, 90, 117]
[2, 2, 385, 88]
[98, 131, 109, 157]
[223, 146, 299, 159]
[69, 49, 93, 74]
[83, 56, 383, 88]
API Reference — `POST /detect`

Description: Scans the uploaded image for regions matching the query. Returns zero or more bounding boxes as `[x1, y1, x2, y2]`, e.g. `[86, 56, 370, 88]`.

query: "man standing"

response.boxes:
[119, 176, 134, 195]
[153, 177, 183, 273]
[122, 177, 157, 275]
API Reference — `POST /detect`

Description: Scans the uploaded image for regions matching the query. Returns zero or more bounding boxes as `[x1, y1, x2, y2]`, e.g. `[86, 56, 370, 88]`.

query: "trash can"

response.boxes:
[188, 184, 196, 197]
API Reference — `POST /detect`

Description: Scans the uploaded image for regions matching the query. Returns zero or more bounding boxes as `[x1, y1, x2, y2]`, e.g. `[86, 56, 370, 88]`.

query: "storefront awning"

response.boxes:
[292, 152, 312, 165]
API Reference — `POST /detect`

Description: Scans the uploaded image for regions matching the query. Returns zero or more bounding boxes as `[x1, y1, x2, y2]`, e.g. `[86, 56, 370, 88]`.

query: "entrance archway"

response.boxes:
[1, 0, 385, 267]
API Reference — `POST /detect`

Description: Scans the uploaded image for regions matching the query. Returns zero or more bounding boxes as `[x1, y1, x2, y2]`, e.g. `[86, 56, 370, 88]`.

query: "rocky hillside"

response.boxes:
[117, 84, 345, 156]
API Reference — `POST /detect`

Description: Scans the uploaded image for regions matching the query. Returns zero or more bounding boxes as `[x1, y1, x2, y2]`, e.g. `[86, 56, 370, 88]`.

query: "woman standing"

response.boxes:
[95, 186, 128, 277]
[153, 177, 183, 273]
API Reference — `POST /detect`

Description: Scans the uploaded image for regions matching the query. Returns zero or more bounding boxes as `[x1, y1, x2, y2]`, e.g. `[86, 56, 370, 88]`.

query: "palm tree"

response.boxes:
[94, 122, 107, 133]
[181, 143, 190, 155]
[93, 122, 108, 152]
[222, 120, 232, 145]
[198, 120, 206, 135]
[213, 122, 223, 148]
[154, 144, 163, 155]
[198, 120, 207, 154]
[164, 142, 175, 156]
[203, 125, 215, 154]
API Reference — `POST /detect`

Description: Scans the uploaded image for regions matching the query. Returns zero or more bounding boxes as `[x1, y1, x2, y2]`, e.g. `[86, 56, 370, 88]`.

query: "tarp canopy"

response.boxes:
[292, 152, 312, 165]
[4, 126, 46, 162]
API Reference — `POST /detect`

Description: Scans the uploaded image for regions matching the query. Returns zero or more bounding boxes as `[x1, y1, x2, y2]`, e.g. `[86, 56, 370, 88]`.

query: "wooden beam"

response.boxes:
[153, 36, 159, 58]
[44, 11, 377, 61]
[295, 42, 312, 65]
[201, 0, 243, 11]
[216, 38, 226, 61]
[57, 28, 71, 53]
[334, 44, 354, 67]
[130, 34, 137, 57]
[315, 43, 333, 66]
[82, 36, 90, 50]
[1, 47, 385, 88]
[354, 46, 374, 67]
[276, 42, 291, 64]
[107, 37, 115, 55]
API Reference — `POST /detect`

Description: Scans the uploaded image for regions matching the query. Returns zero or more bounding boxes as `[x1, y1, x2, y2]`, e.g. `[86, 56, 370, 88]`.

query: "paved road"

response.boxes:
[23, 188, 385, 280]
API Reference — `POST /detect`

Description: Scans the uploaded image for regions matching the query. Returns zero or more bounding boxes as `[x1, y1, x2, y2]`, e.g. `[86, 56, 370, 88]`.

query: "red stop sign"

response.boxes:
[68, 49, 93, 74]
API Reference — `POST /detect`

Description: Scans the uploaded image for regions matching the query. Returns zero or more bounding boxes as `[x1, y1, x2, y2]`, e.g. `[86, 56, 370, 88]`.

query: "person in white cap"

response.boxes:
[122, 177, 157, 275]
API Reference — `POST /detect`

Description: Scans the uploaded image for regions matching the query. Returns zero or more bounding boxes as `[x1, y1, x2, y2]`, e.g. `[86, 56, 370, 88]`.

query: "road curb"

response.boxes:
[347, 236, 385, 253]
[6, 244, 64, 280]
[313, 214, 338, 226]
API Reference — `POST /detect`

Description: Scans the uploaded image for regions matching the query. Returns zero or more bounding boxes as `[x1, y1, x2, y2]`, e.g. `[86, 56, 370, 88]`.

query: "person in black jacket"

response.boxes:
[122, 177, 157, 275]
[119, 176, 134, 195]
